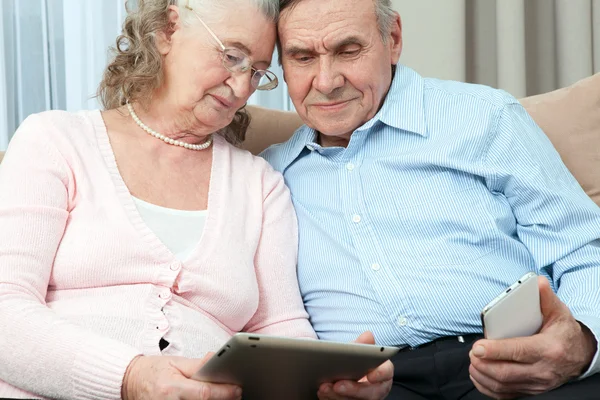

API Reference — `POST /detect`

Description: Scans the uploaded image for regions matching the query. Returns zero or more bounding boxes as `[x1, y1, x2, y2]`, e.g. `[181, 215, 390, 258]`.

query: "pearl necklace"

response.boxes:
[127, 103, 212, 151]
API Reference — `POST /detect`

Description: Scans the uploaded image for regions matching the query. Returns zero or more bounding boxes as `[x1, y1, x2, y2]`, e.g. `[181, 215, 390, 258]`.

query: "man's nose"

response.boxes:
[312, 57, 344, 95]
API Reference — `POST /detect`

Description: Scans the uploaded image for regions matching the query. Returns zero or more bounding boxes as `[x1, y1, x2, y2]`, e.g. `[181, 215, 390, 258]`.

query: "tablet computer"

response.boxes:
[192, 333, 399, 400]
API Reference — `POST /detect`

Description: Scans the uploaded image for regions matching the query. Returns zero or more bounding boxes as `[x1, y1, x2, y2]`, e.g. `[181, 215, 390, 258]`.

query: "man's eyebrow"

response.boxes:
[284, 45, 313, 57]
[284, 36, 366, 56]
[331, 36, 365, 50]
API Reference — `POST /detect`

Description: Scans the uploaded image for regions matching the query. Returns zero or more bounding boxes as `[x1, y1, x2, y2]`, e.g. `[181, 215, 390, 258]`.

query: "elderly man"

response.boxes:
[261, 0, 600, 398]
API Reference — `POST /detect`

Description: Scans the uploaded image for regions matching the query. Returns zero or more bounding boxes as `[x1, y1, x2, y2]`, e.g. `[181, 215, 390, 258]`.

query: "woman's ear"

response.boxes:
[155, 5, 181, 55]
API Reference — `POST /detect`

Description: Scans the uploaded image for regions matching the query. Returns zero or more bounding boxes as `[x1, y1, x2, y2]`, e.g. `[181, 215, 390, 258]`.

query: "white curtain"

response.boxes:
[394, 0, 600, 98]
[0, 6, 10, 150]
[0, 0, 126, 150]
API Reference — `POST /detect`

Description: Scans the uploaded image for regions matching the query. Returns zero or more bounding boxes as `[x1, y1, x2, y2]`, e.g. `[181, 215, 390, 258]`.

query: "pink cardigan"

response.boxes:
[0, 110, 316, 399]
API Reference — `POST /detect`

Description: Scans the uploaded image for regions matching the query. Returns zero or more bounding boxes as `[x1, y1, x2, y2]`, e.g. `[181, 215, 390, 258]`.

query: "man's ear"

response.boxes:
[389, 11, 403, 64]
[155, 5, 181, 55]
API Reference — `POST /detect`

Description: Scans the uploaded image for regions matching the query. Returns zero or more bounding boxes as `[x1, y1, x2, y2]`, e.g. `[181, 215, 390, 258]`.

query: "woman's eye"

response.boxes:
[225, 54, 242, 64]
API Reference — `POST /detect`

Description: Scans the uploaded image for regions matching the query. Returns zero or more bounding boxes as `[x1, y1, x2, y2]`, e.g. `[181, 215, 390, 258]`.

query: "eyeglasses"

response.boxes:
[185, 1, 278, 91]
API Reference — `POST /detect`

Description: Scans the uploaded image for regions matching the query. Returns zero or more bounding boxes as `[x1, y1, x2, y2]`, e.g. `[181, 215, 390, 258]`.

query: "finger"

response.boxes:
[365, 360, 394, 384]
[353, 331, 375, 345]
[470, 336, 542, 364]
[470, 354, 536, 384]
[172, 353, 216, 378]
[331, 379, 391, 400]
[469, 365, 552, 398]
[470, 358, 557, 395]
[538, 276, 569, 320]
[178, 380, 242, 400]
[317, 382, 337, 400]
[469, 372, 519, 400]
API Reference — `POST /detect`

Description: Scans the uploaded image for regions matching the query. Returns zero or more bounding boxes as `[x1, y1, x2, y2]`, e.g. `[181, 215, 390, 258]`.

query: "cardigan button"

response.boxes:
[159, 291, 172, 300]
[157, 320, 170, 331]
[170, 262, 182, 271]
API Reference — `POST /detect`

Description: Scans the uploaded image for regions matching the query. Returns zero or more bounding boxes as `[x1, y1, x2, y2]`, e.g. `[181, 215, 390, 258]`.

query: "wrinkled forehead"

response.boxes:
[278, 0, 379, 49]
[200, 2, 277, 64]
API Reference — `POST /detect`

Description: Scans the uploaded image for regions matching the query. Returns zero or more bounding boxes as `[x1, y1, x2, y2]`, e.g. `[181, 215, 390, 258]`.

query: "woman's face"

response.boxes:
[159, 3, 276, 133]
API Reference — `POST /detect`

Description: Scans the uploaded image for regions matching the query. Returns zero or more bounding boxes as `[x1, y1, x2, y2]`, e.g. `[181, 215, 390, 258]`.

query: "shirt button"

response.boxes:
[307, 145, 315, 151]
[346, 162, 355, 171]
[352, 214, 362, 223]
[170, 262, 181, 271]
[397, 317, 408, 327]
[371, 263, 381, 271]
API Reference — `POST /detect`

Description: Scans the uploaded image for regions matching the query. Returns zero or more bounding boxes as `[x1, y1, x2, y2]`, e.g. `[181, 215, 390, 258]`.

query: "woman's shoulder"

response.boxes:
[9, 110, 105, 172]
[15, 109, 99, 144]
[215, 136, 286, 194]
[216, 135, 280, 175]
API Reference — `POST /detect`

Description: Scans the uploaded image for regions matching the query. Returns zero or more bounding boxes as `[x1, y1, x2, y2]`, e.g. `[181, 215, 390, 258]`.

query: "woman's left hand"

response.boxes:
[317, 332, 394, 400]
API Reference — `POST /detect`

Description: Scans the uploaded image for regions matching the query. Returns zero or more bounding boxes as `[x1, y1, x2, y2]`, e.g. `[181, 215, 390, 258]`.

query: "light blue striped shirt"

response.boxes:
[261, 65, 600, 377]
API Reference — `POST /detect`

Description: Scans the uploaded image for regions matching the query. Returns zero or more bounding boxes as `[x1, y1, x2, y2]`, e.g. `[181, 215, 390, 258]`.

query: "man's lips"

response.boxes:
[311, 99, 355, 110]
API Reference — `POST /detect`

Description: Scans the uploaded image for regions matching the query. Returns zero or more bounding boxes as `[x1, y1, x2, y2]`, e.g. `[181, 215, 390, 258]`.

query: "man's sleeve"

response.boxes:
[483, 103, 600, 378]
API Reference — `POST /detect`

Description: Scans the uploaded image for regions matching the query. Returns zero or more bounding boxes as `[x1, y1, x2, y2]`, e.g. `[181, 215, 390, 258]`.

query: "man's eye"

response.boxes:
[340, 49, 360, 56]
[296, 56, 313, 63]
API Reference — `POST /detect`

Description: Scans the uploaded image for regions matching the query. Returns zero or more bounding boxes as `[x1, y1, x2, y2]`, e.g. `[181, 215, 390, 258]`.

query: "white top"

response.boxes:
[132, 196, 207, 260]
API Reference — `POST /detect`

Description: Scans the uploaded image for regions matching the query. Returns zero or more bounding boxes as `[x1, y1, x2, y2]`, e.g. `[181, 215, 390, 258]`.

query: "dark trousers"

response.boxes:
[388, 335, 600, 400]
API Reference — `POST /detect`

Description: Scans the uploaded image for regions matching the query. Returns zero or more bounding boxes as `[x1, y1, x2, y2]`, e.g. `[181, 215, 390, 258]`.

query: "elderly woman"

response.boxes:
[0, 0, 393, 399]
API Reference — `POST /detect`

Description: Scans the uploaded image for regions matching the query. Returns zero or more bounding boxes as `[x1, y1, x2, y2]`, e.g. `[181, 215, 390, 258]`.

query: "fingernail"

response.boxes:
[338, 384, 347, 394]
[235, 387, 242, 397]
[473, 345, 485, 357]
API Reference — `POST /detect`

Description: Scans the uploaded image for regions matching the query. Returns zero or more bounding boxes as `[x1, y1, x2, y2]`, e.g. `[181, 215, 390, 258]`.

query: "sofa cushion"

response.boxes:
[520, 73, 600, 207]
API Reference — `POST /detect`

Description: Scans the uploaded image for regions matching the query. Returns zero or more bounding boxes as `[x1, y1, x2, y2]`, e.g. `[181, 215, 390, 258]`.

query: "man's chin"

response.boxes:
[312, 119, 362, 135]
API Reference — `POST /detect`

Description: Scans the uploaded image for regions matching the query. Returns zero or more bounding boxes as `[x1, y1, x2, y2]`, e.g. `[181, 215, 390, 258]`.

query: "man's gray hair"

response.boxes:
[372, 0, 396, 42]
[279, 0, 395, 41]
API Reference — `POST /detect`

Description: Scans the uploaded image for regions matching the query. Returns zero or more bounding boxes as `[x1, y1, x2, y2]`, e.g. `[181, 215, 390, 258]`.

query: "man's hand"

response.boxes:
[317, 331, 394, 400]
[469, 276, 598, 399]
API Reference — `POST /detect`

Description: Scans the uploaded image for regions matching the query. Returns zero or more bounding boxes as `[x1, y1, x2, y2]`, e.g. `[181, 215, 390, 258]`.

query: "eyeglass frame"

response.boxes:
[184, 0, 278, 91]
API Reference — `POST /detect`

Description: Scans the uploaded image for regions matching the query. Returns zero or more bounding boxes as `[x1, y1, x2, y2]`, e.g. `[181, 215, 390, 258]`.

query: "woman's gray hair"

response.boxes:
[97, 0, 279, 145]
[180, 0, 278, 25]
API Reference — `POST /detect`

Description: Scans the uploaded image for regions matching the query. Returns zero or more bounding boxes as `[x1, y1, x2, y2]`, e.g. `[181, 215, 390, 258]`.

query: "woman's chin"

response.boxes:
[194, 112, 235, 134]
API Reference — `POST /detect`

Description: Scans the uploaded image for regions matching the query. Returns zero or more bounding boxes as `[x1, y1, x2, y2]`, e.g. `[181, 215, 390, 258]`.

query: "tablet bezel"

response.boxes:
[192, 333, 399, 400]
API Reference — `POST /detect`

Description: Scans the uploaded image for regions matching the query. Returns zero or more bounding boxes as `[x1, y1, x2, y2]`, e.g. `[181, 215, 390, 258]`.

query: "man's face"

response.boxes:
[278, 0, 402, 144]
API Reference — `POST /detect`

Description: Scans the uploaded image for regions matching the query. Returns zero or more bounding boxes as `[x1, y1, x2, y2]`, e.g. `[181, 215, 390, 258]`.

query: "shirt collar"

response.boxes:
[376, 64, 427, 136]
[270, 64, 427, 171]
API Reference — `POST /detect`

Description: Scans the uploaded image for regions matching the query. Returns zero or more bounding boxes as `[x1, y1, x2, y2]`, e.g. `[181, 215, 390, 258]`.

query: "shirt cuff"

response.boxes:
[575, 315, 600, 380]
[71, 338, 142, 400]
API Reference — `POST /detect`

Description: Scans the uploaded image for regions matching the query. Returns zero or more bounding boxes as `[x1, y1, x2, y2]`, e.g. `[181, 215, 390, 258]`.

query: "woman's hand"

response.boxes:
[122, 353, 242, 400]
[317, 332, 394, 400]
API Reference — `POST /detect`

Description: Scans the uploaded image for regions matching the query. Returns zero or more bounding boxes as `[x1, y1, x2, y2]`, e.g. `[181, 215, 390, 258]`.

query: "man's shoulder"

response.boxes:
[423, 78, 520, 110]
[259, 126, 311, 174]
